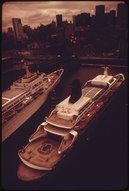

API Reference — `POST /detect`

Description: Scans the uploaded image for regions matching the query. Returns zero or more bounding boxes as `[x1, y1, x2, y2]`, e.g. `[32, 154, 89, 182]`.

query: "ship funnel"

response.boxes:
[102, 65, 109, 76]
[24, 62, 31, 77]
[69, 79, 82, 104]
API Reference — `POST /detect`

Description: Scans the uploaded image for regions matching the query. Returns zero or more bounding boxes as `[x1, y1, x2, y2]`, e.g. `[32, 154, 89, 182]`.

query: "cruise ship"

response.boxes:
[2, 63, 64, 142]
[17, 67, 125, 181]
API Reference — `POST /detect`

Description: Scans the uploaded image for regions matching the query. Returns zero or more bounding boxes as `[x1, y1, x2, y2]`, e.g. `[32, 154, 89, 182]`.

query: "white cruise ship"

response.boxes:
[17, 67, 125, 181]
[2, 63, 64, 142]
[45, 67, 125, 129]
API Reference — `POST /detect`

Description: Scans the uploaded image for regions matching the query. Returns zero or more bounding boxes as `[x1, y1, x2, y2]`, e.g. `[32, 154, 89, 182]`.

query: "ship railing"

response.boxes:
[54, 68, 64, 76]
[47, 73, 60, 87]
[91, 88, 105, 100]
[58, 130, 78, 154]
[43, 69, 64, 92]
[83, 80, 92, 87]
[74, 91, 105, 125]
[12, 82, 25, 87]
[2, 103, 23, 121]
[103, 76, 122, 95]
[87, 76, 117, 103]
[75, 78, 118, 124]
[5, 109, 16, 119]
[11, 86, 26, 90]
[70, 129, 78, 143]
[48, 109, 57, 117]
[11, 82, 26, 89]
[91, 75, 124, 104]
[75, 101, 95, 124]
[114, 73, 125, 81]
[83, 80, 110, 89]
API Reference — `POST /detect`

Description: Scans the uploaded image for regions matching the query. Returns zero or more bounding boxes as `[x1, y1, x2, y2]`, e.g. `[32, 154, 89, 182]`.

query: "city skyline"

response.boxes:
[2, 1, 125, 31]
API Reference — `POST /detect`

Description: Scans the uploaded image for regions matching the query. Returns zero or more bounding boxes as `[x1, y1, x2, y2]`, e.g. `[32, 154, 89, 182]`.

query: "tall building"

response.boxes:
[95, 5, 105, 27]
[105, 10, 116, 26]
[56, 14, 62, 28]
[7, 27, 14, 37]
[117, 3, 128, 18]
[74, 13, 90, 27]
[117, 3, 128, 28]
[109, 10, 116, 26]
[12, 18, 27, 41]
[95, 5, 105, 17]
[73, 15, 76, 25]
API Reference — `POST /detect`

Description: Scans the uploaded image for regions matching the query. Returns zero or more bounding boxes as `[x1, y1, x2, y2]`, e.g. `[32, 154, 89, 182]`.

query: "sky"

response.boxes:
[2, 1, 125, 32]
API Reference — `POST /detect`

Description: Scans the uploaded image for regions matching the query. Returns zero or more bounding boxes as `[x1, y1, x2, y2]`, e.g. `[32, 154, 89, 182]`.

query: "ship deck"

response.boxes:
[2, 92, 48, 142]
[19, 138, 61, 170]
[46, 113, 74, 129]
[2, 88, 25, 105]
[46, 86, 106, 129]
[82, 86, 104, 98]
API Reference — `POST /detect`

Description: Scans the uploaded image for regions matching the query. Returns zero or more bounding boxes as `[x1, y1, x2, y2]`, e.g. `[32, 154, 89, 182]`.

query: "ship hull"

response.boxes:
[17, 162, 48, 181]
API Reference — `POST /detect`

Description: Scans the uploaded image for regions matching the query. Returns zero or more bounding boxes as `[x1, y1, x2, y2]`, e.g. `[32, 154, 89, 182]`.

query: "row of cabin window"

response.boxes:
[31, 80, 42, 89]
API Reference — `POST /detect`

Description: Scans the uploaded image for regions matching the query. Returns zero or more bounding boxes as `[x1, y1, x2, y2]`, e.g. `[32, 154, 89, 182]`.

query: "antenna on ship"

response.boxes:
[69, 79, 82, 104]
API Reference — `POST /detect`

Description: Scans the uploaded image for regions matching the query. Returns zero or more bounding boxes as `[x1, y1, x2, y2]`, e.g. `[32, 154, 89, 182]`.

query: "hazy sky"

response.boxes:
[2, 1, 125, 31]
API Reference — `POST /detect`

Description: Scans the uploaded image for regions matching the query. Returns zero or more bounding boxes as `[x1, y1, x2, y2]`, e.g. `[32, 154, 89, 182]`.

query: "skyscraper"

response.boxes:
[56, 14, 62, 28]
[7, 27, 14, 37]
[75, 13, 90, 27]
[95, 5, 105, 27]
[109, 10, 116, 26]
[117, 3, 128, 18]
[95, 5, 105, 17]
[12, 18, 27, 41]
[117, 3, 128, 28]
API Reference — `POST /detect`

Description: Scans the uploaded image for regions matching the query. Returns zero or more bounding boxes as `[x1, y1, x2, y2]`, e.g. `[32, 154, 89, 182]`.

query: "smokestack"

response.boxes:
[24, 62, 31, 77]
[69, 79, 82, 104]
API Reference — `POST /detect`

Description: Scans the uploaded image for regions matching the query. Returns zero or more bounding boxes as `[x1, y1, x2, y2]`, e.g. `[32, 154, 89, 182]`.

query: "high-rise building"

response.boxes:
[95, 5, 105, 27]
[7, 27, 14, 37]
[73, 15, 76, 25]
[73, 13, 90, 27]
[105, 10, 116, 26]
[56, 14, 62, 28]
[109, 10, 116, 26]
[95, 5, 105, 17]
[12, 18, 27, 41]
[117, 3, 128, 18]
[117, 3, 128, 28]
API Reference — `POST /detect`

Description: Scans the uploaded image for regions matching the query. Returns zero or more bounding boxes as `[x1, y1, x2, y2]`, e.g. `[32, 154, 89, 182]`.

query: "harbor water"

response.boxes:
[1, 64, 128, 190]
